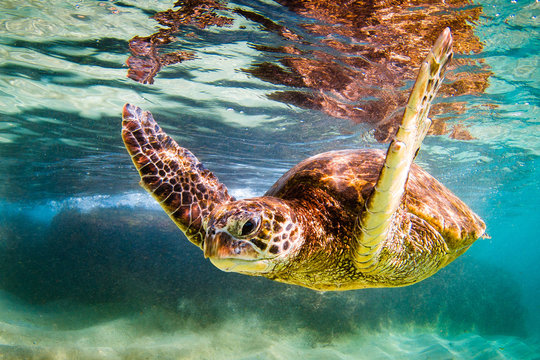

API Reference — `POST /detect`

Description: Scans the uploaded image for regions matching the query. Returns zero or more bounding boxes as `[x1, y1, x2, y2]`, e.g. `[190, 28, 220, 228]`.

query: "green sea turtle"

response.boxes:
[122, 28, 486, 291]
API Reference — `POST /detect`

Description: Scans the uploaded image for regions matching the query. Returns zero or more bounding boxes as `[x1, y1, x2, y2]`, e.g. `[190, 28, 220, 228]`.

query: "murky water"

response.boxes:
[0, 0, 538, 358]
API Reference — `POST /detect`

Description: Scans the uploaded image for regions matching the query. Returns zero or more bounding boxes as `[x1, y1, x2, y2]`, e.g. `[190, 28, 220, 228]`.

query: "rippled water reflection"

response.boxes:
[0, 0, 537, 201]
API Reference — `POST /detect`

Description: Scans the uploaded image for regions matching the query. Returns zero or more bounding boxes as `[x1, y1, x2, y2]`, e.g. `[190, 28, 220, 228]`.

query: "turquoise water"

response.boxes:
[0, 0, 539, 358]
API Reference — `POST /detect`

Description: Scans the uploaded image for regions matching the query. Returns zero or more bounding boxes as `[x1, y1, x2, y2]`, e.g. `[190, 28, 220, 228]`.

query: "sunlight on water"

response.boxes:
[471, 0, 539, 155]
[0, 0, 539, 359]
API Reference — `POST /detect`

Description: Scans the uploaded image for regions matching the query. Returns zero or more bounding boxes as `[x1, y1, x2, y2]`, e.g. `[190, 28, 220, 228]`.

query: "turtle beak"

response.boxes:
[203, 228, 273, 274]
[203, 231, 259, 260]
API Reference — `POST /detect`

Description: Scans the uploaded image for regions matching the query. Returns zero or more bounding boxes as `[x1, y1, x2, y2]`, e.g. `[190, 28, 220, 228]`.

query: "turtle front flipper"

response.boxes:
[353, 28, 453, 270]
[122, 104, 234, 247]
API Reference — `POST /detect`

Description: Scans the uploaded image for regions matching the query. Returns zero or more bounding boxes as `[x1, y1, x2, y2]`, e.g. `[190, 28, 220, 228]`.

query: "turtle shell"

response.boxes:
[266, 149, 486, 252]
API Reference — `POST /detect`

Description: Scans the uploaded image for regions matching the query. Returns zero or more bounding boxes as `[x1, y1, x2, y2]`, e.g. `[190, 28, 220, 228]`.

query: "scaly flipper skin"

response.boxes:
[354, 28, 453, 271]
[122, 104, 234, 247]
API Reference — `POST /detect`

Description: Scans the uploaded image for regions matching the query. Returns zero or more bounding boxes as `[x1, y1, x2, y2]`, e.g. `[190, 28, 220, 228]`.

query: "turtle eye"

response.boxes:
[241, 219, 256, 236]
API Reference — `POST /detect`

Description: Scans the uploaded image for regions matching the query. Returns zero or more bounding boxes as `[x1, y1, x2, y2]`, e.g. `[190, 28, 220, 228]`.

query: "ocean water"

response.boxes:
[0, 0, 539, 359]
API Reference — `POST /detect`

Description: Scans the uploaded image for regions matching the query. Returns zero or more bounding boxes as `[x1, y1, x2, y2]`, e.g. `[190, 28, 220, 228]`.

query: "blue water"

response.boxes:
[0, 0, 538, 358]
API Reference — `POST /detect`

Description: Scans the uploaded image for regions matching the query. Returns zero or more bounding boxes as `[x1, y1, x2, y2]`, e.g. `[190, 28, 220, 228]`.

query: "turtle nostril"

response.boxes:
[232, 241, 250, 255]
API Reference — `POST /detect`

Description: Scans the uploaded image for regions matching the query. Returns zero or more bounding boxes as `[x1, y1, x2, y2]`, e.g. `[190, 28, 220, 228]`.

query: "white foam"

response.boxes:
[0, 187, 260, 225]
[48, 192, 161, 213]
[229, 187, 259, 200]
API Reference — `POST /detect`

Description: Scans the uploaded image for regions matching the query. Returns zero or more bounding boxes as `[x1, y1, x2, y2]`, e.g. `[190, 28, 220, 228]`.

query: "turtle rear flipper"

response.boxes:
[122, 104, 234, 247]
[353, 28, 453, 270]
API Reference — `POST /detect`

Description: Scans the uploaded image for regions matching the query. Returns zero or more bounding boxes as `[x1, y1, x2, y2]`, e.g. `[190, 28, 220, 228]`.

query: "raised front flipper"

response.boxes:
[122, 104, 234, 247]
[353, 28, 453, 270]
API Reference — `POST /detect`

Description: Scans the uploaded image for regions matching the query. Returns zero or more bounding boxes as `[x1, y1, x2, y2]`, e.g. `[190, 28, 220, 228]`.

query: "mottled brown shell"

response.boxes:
[267, 149, 485, 253]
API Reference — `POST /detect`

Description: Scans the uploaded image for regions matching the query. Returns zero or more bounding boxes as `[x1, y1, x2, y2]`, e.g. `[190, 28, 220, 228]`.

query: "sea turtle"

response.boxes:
[122, 28, 486, 291]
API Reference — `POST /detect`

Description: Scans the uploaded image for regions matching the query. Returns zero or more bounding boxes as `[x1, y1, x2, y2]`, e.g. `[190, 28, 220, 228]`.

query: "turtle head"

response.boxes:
[202, 197, 302, 275]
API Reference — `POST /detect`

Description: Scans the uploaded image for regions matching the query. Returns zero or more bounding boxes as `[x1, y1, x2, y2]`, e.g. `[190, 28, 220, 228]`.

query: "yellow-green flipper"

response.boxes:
[354, 28, 454, 271]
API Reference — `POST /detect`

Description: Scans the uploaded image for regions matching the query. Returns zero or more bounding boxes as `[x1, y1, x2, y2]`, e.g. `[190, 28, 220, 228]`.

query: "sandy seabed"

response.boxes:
[0, 292, 538, 360]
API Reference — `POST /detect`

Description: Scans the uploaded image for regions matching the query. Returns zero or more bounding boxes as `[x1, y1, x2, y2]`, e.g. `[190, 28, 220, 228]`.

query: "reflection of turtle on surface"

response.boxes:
[122, 28, 486, 291]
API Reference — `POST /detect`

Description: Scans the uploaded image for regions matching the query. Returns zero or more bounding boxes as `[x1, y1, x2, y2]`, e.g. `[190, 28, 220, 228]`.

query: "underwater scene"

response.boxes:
[0, 0, 538, 359]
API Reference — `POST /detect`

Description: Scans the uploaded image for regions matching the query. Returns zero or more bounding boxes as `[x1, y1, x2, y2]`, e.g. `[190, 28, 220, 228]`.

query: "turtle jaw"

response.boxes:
[203, 232, 273, 273]
[209, 257, 273, 274]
